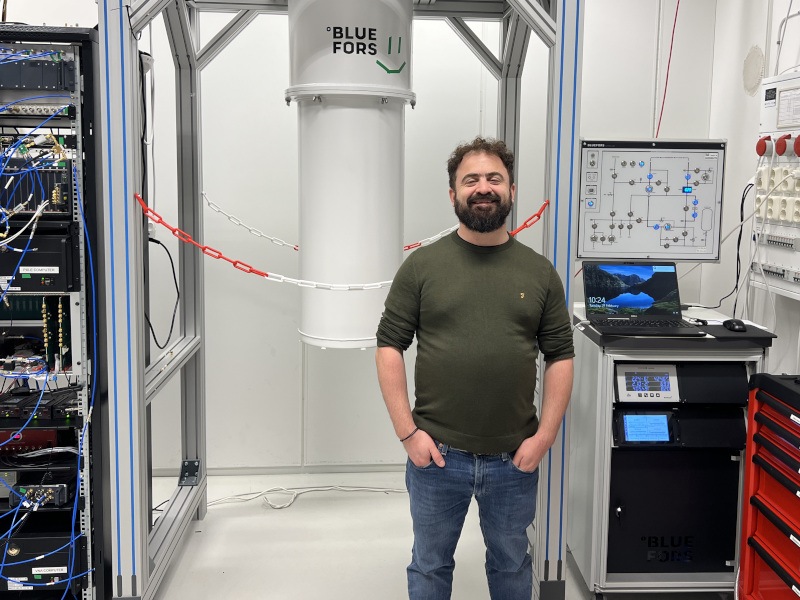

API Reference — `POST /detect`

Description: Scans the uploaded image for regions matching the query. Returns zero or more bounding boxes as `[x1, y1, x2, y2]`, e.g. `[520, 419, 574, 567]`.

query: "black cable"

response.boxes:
[697, 182, 753, 311]
[138, 51, 150, 203]
[144, 238, 180, 350]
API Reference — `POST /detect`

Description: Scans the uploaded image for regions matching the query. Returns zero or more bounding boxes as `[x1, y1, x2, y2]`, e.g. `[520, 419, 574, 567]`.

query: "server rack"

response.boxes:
[0, 26, 105, 599]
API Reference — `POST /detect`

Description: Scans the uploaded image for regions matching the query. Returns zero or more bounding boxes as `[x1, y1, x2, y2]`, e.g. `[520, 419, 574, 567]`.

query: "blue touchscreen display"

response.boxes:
[623, 414, 670, 442]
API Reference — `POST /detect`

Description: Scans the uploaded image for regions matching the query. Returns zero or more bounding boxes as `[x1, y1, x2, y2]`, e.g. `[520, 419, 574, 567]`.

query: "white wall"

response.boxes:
[703, 1, 768, 320]
[573, 0, 717, 302]
[4, 2, 97, 27]
[703, 0, 800, 374]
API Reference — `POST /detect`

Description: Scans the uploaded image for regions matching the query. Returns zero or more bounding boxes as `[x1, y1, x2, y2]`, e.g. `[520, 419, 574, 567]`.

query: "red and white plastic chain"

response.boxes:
[135, 193, 268, 278]
[510, 199, 549, 236]
[135, 193, 550, 288]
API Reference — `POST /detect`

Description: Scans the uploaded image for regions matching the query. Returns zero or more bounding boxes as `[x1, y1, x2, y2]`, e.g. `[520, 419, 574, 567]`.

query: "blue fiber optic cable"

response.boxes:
[1, 537, 83, 568]
[0, 158, 62, 211]
[0, 502, 24, 580]
[0, 50, 58, 64]
[68, 165, 99, 599]
[0, 52, 60, 66]
[73, 165, 98, 410]
[0, 504, 29, 539]
[0, 109, 68, 175]
[0, 486, 27, 515]
[0, 476, 24, 506]
[0, 168, 39, 212]
[62, 422, 89, 600]
[0, 569, 93, 588]
[0, 50, 29, 63]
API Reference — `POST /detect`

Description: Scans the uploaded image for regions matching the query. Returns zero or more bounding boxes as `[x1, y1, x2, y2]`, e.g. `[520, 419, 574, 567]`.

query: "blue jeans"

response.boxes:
[405, 441, 539, 600]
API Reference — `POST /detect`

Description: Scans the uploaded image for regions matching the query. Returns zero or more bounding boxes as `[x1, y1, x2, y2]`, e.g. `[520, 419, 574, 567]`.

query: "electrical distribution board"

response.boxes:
[0, 28, 99, 599]
[577, 139, 726, 261]
[753, 72, 800, 301]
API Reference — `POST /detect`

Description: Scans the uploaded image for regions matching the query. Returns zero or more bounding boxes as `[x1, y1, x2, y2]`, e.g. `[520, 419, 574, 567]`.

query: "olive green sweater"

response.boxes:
[377, 232, 575, 454]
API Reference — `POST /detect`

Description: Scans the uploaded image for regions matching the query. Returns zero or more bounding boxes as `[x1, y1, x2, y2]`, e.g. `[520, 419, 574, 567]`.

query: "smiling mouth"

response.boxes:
[469, 196, 499, 206]
[470, 201, 498, 211]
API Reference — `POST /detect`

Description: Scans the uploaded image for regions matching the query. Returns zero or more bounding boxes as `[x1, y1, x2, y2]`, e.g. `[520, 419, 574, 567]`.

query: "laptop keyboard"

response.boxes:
[594, 318, 692, 328]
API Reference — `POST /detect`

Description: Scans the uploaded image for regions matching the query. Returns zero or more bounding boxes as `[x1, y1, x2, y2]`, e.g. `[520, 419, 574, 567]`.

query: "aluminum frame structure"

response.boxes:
[98, 1, 207, 599]
[98, 1, 582, 599]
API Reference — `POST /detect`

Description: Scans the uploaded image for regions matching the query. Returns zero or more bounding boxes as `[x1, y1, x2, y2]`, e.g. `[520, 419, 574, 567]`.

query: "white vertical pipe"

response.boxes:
[287, 0, 414, 348]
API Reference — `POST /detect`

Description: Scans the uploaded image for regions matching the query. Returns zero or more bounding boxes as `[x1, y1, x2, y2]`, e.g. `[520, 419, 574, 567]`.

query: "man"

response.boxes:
[375, 136, 575, 600]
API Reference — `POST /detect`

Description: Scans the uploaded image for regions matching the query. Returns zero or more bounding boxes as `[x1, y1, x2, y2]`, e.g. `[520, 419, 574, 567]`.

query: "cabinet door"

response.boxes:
[607, 448, 739, 573]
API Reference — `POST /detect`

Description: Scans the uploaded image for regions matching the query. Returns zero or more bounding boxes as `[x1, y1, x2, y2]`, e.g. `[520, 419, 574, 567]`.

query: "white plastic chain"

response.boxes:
[203, 192, 299, 250]
[202, 190, 458, 252]
[263, 274, 393, 290]
[404, 224, 459, 250]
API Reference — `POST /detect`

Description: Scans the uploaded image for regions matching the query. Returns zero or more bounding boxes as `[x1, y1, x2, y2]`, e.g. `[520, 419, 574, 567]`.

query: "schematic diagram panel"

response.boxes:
[577, 140, 726, 261]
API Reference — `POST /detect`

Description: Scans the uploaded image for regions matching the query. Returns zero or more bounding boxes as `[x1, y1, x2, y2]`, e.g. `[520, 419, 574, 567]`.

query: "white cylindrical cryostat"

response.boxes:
[287, 0, 414, 349]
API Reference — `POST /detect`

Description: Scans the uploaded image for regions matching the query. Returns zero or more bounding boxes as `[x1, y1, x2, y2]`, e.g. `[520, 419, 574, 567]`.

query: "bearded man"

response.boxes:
[376, 136, 575, 600]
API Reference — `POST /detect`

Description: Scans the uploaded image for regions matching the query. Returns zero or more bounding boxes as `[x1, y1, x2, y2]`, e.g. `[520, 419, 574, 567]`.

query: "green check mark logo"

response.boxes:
[377, 35, 405, 74]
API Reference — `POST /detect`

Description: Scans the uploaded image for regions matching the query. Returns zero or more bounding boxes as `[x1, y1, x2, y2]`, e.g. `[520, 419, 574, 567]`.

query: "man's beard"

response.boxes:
[453, 192, 512, 233]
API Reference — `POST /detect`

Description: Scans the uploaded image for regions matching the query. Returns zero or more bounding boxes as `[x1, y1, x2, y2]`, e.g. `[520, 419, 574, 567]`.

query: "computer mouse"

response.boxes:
[723, 318, 747, 332]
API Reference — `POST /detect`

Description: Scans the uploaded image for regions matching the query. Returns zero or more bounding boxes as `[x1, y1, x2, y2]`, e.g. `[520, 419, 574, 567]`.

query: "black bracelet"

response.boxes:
[399, 427, 419, 442]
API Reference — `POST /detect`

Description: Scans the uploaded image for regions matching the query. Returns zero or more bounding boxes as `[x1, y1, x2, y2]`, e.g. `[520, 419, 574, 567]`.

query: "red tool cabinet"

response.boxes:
[741, 374, 800, 599]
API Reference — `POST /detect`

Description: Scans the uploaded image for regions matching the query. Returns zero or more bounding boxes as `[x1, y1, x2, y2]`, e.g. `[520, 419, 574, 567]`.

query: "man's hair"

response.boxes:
[447, 137, 515, 190]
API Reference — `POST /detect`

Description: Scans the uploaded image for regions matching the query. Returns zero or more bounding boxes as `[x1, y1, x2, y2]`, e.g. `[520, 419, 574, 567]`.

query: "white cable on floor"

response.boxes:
[205, 485, 408, 510]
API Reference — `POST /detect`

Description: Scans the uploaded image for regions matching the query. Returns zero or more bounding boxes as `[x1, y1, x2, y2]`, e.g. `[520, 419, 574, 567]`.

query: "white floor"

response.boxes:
[151, 473, 733, 600]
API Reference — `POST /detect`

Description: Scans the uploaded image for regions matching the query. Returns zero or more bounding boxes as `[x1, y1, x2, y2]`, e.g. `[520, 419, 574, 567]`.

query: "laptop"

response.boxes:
[582, 261, 706, 337]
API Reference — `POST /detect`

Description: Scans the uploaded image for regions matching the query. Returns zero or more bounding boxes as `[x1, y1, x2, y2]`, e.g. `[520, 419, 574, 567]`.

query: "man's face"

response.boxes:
[449, 151, 515, 233]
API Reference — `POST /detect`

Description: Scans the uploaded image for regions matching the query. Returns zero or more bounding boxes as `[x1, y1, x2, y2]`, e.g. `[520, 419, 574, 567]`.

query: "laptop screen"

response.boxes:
[583, 262, 682, 318]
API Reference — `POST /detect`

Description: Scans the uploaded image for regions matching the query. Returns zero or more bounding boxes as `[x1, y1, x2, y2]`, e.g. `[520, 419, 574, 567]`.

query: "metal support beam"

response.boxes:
[198, 9, 259, 70]
[130, 0, 175, 33]
[144, 336, 202, 402]
[497, 12, 530, 227]
[446, 17, 502, 79]
[507, 0, 556, 46]
[97, 1, 150, 596]
[165, 0, 198, 65]
[532, 1, 583, 599]
[415, 0, 506, 19]
[162, 1, 209, 529]
[187, 0, 507, 20]
[146, 478, 208, 593]
[189, 0, 287, 10]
